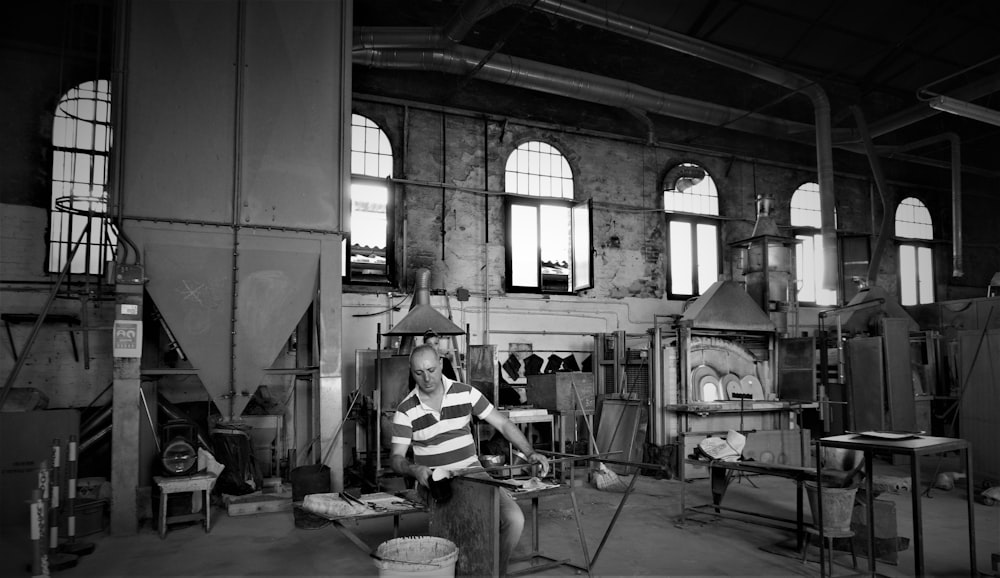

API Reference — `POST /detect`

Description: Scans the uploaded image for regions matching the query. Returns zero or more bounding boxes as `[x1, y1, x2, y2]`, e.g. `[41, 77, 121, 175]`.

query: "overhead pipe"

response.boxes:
[355, 45, 822, 145]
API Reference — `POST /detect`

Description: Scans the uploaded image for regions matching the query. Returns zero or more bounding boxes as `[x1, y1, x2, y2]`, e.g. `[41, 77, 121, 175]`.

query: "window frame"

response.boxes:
[48, 79, 118, 277]
[894, 197, 935, 306]
[504, 195, 593, 295]
[789, 182, 838, 306]
[344, 113, 396, 287]
[502, 140, 591, 295]
[665, 215, 721, 300]
[662, 162, 721, 300]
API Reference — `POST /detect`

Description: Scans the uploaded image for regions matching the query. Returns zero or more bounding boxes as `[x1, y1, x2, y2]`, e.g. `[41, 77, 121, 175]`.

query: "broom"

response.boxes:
[571, 381, 623, 491]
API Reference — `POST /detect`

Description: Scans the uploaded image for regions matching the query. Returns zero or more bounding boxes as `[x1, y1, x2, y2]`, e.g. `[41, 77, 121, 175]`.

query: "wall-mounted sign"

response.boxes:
[113, 320, 143, 358]
[120, 304, 139, 316]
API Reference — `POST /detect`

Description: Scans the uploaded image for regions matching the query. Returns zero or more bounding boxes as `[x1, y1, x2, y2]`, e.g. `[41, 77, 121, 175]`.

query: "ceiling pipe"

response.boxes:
[863, 73, 1000, 141]
[355, 44, 819, 138]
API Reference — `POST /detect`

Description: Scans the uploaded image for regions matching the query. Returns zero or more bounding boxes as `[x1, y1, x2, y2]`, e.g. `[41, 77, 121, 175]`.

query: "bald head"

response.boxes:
[410, 344, 443, 394]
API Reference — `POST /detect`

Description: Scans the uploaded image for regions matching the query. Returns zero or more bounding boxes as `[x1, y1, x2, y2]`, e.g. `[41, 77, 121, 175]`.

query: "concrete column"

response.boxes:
[110, 267, 144, 534]
[319, 239, 344, 491]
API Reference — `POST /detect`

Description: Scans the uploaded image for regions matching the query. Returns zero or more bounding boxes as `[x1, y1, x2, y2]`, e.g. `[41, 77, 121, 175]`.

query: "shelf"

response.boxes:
[666, 401, 817, 414]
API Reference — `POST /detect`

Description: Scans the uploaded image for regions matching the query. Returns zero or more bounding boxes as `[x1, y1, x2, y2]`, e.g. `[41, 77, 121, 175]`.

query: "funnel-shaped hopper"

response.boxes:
[137, 229, 319, 419]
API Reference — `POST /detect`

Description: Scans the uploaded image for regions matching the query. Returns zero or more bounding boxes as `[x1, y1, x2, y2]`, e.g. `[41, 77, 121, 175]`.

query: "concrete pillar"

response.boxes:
[110, 266, 144, 534]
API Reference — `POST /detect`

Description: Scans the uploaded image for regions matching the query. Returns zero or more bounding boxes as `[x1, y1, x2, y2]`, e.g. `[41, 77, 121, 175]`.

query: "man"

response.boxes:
[390, 344, 550, 576]
[422, 329, 457, 380]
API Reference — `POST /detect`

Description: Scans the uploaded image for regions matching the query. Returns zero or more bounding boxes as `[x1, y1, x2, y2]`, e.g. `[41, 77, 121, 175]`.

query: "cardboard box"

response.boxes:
[526, 372, 595, 411]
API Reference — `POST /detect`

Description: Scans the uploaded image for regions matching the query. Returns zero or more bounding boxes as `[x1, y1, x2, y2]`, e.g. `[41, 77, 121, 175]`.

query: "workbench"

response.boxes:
[428, 474, 592, 577]
[428, 453, 644, 577]
[817, 433, 977, 578]
[297, 492, 427, 553]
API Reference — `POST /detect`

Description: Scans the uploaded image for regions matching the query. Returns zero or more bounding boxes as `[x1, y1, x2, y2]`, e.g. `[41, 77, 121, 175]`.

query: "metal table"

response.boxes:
[817, 434, 976, 578]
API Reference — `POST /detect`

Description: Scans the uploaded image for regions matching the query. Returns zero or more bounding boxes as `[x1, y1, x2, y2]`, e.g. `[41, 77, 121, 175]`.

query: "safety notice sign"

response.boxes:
[113, 320, 143, 358]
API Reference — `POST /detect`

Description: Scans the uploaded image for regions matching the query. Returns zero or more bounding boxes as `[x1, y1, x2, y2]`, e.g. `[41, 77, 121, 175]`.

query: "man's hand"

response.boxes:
[413, 464, 432, 488]
[527, 452, 550, 478]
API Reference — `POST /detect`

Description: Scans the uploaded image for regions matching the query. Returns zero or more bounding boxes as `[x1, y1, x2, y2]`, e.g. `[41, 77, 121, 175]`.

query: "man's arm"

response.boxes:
[482, 410, 551, 477]
[390, 442, 432, 487]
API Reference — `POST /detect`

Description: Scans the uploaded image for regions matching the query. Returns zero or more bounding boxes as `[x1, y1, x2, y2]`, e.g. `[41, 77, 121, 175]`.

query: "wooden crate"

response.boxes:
[526, 372, 595, 411]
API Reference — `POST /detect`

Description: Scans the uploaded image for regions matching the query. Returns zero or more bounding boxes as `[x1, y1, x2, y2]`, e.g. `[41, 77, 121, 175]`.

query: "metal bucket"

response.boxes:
[373, 536, 458, 578]
[805, 482, 858, 534]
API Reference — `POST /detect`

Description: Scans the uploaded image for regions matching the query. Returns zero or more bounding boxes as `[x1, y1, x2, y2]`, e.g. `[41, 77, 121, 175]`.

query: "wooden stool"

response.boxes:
[801, 526, 856, 577]
[153, 473, 218, 539]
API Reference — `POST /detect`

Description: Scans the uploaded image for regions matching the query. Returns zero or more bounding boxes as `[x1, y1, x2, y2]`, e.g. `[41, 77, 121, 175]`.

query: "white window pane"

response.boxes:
[540, 205, 570, 265]
[511, 204, 539, 286]
[696, 223, 718, 294]
[72, 154, 91, 183]
[899, 245, 917, 306]
[917, 247, 933, 304]
[75, 122, 94, 149]
[518, 173, 529, 194]
[351, 183, 388, 249]
[352, 124, 365, 152]
[365, 155, 379, 177]
[342, 238, 347, 277]
[670, 221, 693, 295]
[93, 156, 107, 186]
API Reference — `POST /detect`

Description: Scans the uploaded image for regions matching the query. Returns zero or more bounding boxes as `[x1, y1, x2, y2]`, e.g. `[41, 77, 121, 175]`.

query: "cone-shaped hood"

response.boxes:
[385, 268, 464, 336]
[840, 286, 919, 334]
[679, 280, 776, 332]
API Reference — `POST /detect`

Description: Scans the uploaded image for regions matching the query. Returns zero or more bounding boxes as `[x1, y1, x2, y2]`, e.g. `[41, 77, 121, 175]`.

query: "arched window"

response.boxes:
[791, 182, 837, 305]
[345, 113, 394, 285]
[663, 162, 719, 297]
[504, 141, 592, 293]
[49, 79, 117, 275]
[895, 197, 934, 305]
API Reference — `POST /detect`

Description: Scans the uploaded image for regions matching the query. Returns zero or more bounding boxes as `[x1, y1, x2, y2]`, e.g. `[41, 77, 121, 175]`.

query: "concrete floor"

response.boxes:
[3, 456, 997, 577]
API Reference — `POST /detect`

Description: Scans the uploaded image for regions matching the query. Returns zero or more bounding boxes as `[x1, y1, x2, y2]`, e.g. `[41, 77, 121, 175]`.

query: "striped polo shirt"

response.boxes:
[391, 377, 494, 470]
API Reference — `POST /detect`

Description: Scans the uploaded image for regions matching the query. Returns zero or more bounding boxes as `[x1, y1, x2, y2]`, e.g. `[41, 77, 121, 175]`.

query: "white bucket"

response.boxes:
[373, 536, 458, 578]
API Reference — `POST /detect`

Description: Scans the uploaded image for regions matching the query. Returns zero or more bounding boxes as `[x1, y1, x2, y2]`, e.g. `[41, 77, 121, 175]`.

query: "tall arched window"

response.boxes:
[895, 197, 934, 305]
[504, 141, 592, 293]
[345, 113, 394, 285]
[791, 182, 837, 305]
[49, 79, 117, 275]
[663, 162, 719, 297]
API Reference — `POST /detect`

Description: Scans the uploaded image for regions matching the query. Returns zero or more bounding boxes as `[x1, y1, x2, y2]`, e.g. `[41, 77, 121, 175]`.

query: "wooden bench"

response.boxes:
[153, 473, 218, 539]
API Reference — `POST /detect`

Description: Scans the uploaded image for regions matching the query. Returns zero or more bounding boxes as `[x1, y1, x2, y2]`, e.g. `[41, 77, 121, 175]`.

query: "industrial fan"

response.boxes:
[160, 420, 199, 476]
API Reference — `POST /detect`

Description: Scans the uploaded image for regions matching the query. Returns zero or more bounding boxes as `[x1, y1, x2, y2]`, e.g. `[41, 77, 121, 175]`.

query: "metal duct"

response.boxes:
[384, 268, 464, 337]
[355, 45, 821, 149]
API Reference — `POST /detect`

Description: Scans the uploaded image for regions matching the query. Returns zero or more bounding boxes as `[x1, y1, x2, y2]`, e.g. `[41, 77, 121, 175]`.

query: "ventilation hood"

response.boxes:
[679, 280, 776, 332]
[384, 268, 464, 337]
[837, 286, 919, 334]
